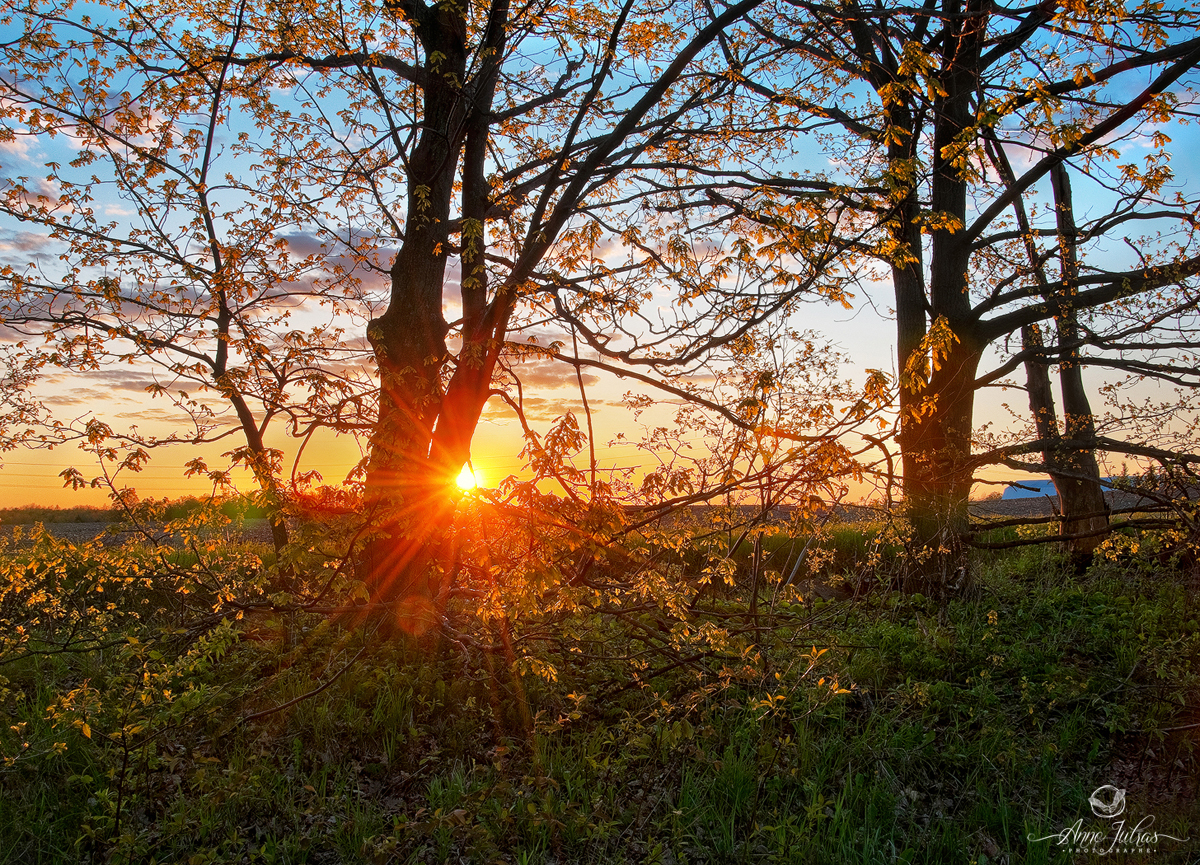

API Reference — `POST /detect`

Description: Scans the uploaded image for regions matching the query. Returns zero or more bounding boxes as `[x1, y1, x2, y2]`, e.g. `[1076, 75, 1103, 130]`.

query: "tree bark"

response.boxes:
[989, 138, 1110, 558]
[358, 4, 472, 622]
[356, 0, 517, 628]
[1047, 164, 1109, 555]
[902, 335, 982, 595]
[897, 0, 988, 594]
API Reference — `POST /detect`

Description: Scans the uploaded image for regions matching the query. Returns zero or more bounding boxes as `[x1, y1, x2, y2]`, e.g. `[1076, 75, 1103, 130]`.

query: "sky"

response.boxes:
[2, 153, 1194, 509]
[2, 2, 1199, 511]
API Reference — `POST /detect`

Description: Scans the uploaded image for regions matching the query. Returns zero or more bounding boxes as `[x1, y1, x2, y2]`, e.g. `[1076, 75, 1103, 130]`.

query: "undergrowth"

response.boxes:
[1, 521, 1198, 864]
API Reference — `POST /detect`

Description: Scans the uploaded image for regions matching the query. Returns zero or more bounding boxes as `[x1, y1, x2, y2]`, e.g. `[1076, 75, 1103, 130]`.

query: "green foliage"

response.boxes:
[2, 509, 1198, 863]
[0, 497, 279, 527]
[0, 505, 121, 525]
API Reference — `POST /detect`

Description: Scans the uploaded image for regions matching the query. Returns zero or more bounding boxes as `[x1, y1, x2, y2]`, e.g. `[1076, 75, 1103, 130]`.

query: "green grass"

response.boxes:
[2, 532, 1199, 863]
[0, 495, 279, 526]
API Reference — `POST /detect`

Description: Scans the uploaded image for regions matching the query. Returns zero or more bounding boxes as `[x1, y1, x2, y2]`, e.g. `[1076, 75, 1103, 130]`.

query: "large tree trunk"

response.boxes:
[356, 0, 512, 627]
[902, 335, 982, 595]
[357, 5, 470, 625]
[896, 0, 988, 595]
[360, 285, 501, 629]
[360, 268, 456, 624]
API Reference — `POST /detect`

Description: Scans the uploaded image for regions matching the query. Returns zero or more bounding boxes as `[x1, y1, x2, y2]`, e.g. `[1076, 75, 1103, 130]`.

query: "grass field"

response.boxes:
[1, 519, 1198, 864]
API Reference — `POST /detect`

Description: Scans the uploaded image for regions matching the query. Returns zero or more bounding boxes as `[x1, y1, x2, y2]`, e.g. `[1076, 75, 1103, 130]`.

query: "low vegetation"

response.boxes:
[2, 502, 1198, 864]
[0, 498, 272, 526]
[0, 505, 123, 525]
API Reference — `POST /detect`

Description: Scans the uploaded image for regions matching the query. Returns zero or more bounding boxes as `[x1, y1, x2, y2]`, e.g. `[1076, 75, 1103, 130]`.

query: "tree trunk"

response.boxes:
[995, 147, 1109, 558]
[897, 0, 988, 595]
[1023, 322, 1109, 556]
[355, 0, 514, 628]
[1048, 164, 1109, 555]
[902, 335, 982, 595]
[357, 5, 470, 625]
[360, 275, 456, 627]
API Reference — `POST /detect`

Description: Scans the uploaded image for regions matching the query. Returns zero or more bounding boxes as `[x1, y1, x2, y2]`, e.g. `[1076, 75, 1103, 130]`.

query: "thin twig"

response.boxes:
[237, 643, 368, 726]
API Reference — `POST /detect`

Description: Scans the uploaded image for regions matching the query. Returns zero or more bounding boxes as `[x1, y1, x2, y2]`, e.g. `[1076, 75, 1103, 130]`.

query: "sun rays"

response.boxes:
[455, 464, 478, 491]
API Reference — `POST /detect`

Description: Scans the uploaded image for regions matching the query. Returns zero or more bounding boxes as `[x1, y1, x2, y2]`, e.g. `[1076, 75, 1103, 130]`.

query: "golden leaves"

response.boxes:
[917, 211, 964, 235]
[900, 316, 961, 396]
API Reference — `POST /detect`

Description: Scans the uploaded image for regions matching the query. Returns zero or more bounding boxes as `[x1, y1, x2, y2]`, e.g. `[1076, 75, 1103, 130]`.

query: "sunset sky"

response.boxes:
[2, 11, 1197, 512]
[0, 269, 1135, 509]
[0, 273, 904, 507]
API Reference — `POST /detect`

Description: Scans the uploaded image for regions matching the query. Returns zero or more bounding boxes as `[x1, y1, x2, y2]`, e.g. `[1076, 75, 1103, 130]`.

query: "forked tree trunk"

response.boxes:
[359, 253, 498, 619]
[347, 0, 761, 622]
[359, 288, 505, 630]
[993, 146, 1110, 558]
[1023, 329, 1109, 556]
[355, 5, 472, 626]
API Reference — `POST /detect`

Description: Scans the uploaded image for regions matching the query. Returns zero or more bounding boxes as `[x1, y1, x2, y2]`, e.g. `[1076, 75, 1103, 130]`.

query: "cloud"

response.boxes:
[0, 229, 49, 252]
[279, 232, 328, 257]
[45, 372, 174, 404]
[502, 355, 600, 390]
[45, 387, 132, 407]
[0, 321, 38, 343]
[112, 407, 195, 423]
[279, 231, 399, 271]
[482, 394, 619, 424]
[16, 176, 60, 207]
[95, 371, 167, 393]
[337, 334, 373, 352]
[0, 131, 35, 160]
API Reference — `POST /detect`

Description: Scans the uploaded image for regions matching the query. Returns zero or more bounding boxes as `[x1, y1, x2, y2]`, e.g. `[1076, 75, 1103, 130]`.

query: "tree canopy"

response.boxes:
[696, 0, 1200, 585]
[2, 0, 1200, 594]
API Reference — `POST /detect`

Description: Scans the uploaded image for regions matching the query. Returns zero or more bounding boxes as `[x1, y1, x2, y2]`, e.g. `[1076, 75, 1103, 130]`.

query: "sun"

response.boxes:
[455, 464, 478, 490]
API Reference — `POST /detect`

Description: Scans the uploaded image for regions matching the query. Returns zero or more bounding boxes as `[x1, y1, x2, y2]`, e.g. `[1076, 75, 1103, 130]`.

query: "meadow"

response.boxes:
[2, 503, 1198, 864]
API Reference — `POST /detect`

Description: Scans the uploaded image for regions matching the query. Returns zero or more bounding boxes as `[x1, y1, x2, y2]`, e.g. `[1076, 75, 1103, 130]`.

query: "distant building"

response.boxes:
[1001, 478, 1114, 500]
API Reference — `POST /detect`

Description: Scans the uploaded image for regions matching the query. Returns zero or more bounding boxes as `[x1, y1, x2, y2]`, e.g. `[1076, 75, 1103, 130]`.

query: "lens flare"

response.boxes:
[455, 465, 478, 490]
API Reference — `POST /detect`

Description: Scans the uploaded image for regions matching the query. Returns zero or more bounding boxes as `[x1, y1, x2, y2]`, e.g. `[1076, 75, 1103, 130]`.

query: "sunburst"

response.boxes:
[455, 464, 478, 490]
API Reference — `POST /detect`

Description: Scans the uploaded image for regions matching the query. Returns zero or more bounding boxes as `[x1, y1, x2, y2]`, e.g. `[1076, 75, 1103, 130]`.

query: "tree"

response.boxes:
[714, 0, 1200, 588]
[7, 0, 892, 619]
[1005, 162, 1109, 557]
[176, 0, 888, 616]
[0, 1, 370, 552]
